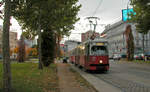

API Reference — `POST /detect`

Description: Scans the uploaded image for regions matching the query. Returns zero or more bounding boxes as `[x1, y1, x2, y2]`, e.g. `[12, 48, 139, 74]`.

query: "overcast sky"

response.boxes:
[65, 0, 130, 42]
[0, 0, 130, 41]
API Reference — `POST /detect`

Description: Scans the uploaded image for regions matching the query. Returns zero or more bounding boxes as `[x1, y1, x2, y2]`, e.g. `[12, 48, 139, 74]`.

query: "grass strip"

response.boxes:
[69, 68, 98, 92]
[0, 62, 59, 92]
[132, 60, 150, 64]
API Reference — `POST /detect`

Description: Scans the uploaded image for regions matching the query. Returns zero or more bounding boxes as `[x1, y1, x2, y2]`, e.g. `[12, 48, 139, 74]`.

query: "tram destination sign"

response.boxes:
[96, 43, 104, 46]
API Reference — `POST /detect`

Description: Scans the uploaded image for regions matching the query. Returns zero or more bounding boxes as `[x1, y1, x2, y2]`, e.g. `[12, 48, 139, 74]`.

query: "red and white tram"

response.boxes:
[70, 38, 109, 71]
[69, 49, 76, 64]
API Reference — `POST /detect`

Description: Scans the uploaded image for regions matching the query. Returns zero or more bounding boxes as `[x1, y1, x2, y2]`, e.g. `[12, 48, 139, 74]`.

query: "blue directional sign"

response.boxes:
[122, 8, 136, 22]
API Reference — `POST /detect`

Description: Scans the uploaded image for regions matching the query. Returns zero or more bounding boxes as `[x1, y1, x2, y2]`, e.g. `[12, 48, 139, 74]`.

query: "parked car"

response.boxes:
[134, 53, 144, 60]
[144, 52, 150, 60]
[121, 53, 126, 58]
[109, 55, 113, 59]
[113, 54, 121, 60]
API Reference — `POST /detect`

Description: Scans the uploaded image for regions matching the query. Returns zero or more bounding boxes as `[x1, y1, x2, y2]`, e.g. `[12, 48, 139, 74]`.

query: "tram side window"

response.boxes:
[91, 46, 108, 55]
[73, 50, 75, 56]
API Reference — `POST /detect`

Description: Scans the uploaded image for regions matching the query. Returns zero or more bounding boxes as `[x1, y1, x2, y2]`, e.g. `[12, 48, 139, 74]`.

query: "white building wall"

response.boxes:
[64, 40, 80, 52]
[103, 21, 150, 57]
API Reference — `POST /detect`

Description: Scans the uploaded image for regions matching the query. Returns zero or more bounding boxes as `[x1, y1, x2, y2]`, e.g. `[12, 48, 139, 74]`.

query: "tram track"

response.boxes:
[70, 61, 150, 92]
[93, 70, 150, 92]
[93, 73, 150, 92]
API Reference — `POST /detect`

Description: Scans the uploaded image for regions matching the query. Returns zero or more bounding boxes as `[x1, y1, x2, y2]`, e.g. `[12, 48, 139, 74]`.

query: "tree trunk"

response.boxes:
[54, 34, 57, 58]
[125, 25, 134, 61]
[38, 8, 43, 69]
[38, 23, 43, 69]
[2, 0, 12, 92]
[129, 29, 134, 61]
[18, 35, 25, 62]
[57, 34, 61, 57]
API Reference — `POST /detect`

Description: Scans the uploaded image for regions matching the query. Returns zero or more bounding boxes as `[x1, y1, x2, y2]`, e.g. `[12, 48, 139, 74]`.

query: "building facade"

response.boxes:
[0, 25, 18, 51]
[102, 21, 150, 57]
[10, 31, 18, 49]
[81, 30, 99, 42]
[64, 40, 80, 52]
[24, 39, 37, 48]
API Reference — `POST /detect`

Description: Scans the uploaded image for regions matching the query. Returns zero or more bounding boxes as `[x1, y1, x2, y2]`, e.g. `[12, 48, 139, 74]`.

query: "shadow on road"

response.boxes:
[86, 70, 109, 74]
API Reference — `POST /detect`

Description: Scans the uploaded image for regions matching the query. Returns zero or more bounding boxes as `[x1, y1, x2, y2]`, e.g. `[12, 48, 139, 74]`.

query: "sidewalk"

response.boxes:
[57, 63, 97, 92]
[70, 64, 121, 92]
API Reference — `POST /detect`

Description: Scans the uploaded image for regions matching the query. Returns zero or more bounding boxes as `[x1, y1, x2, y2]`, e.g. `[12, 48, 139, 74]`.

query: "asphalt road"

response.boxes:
[93, 60, 150, 92]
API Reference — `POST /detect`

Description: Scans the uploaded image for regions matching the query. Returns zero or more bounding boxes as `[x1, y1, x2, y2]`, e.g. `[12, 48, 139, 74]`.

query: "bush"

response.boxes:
[41, 30, 55, 67]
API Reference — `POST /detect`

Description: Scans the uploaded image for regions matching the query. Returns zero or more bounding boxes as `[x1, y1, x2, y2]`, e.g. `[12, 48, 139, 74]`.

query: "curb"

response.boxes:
[70, 64, 121, 92]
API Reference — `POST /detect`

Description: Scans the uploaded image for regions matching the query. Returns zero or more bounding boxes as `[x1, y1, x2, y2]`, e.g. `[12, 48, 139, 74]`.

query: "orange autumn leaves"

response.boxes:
[10, 47, 38, 57]
[27, 48, 38, 56]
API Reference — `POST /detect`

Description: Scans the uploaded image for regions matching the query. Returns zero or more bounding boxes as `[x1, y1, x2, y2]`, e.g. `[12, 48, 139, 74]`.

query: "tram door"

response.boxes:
[85, 43, 90, 64]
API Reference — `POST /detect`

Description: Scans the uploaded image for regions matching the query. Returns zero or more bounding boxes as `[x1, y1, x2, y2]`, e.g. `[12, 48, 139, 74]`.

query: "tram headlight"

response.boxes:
[99, 60, 103, 64]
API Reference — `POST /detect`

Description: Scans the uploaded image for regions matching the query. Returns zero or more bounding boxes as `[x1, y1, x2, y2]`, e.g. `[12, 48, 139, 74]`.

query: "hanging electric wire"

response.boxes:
[84, 0, 104, 32]
[82, 0, 87, 4]
[92, 0, 103, 17]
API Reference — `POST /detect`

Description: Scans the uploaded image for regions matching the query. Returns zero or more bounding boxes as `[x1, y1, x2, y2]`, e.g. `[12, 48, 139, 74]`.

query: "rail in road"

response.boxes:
[93, 60, 150, 92]
[70, 60, 150, 92]
[94, 73, 150, 92]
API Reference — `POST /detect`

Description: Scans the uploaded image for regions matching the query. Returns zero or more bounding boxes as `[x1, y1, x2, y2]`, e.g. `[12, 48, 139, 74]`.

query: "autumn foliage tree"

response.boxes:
[17, 35, 25, 62]
[14, 47, 19, 54]
[124, 25, 134, 61]
[26, 47, 38, 57]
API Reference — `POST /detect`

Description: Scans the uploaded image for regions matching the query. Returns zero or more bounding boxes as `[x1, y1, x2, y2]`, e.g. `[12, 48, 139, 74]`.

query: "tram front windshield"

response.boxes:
[91, 45, 108, 55]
